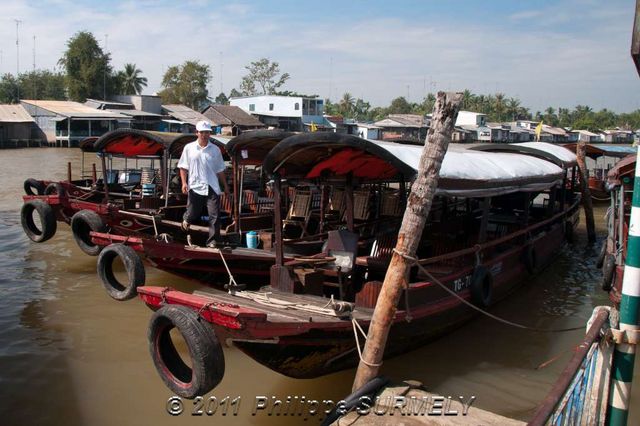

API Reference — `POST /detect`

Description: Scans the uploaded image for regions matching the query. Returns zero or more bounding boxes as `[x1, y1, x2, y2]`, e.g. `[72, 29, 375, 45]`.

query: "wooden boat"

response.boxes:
[130, 133, 581, 397]
[598, 153, 637, 301]
[562, 143, 636, 202]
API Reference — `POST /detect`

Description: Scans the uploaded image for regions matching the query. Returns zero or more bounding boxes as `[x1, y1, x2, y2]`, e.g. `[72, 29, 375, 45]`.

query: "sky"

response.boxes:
[0, 0, 638, 113]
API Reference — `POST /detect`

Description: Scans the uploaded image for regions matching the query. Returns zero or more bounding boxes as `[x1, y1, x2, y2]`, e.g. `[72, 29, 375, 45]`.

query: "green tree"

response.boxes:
[18, 70, 66, 100]
[0, 74, 20, 103]
[388, 96, 412, 114]
[159, 60, 211, 110]
[228, 88, 242, 98]
[323, 99, 339, 116]
[120, 63, 147, 95]
[338, 92, 355, 116]
[506, 97, 521, 120]
[214, 92, 229, 105]
[58, 31, 114, 101]
[239, 58, 290, 95]
[543, 107, 558, 126]
[353, 98, 371, 120]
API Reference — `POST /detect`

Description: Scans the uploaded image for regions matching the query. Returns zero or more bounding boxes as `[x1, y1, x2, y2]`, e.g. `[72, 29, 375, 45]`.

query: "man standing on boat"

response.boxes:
[178, 120, 229, 247]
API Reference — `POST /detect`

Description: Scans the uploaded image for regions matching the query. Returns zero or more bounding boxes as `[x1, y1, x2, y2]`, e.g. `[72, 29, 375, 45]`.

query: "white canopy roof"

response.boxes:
[374, 141, 565, 197]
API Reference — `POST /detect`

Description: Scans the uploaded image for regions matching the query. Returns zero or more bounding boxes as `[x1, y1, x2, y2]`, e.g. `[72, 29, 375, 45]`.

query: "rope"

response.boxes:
[217, 248, 239, 292]
[151, 215, 159, 237]
[352, 318, 382, 367]
[392, 248, 584, 333]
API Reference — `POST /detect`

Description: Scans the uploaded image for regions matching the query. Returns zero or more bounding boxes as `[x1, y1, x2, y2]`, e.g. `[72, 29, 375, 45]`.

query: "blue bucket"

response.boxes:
[246, 231, 258, 249]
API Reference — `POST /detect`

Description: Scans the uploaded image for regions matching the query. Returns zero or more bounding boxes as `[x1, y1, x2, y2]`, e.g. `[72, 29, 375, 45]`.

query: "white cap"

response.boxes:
[196, 120, 212, 132]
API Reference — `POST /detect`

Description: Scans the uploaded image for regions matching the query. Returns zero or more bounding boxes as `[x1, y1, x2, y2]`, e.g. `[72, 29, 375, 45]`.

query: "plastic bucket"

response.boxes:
[142, 183, 155, 197]
[246, 231, 258, 249]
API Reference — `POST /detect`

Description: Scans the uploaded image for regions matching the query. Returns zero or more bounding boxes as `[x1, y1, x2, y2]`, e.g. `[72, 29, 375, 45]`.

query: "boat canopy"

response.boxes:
[93, 128, 229, 159]
[472, 142, 578, 169]
[263, 133, 565, 198]
[226, 129, 297, 165]
[79, 136, 99, 153]
[562, 143, 637, 159]
[607, 154, 637, 186]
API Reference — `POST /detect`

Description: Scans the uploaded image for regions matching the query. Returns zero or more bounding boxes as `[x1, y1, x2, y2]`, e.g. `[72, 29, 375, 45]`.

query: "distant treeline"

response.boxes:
[323, 89, 640, 132]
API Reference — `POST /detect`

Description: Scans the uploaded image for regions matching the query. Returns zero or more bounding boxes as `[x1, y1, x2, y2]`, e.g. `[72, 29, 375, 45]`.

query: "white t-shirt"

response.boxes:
[177, 140, 226, 196]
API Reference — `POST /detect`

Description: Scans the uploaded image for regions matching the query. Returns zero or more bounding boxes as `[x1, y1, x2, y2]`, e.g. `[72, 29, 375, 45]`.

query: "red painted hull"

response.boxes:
[138, 201, 580, 378]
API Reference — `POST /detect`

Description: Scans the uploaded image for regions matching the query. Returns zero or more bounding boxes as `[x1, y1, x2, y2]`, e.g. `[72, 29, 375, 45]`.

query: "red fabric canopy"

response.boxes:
[102, 135, 165, 157]
[306, 148, 398, 179]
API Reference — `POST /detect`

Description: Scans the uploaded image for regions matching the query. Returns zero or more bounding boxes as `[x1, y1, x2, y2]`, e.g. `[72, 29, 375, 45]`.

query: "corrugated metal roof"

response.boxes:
[21, 100, 127, 119]
[0, 104, 34, 123]
[162, 104, 210, 126]
[203, 105, 265, 127]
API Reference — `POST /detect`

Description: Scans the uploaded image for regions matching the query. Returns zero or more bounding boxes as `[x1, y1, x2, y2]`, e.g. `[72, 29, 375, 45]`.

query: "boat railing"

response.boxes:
[418, 197, 580, 266]
[528, 307, 613, 425]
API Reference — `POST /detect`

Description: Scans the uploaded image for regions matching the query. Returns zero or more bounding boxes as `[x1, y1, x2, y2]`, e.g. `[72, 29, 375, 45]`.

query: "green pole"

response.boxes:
[607, 147, 640, 425]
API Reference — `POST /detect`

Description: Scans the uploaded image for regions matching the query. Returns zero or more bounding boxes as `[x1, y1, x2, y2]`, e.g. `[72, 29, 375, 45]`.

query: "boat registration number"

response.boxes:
[453, 275, 472, 292]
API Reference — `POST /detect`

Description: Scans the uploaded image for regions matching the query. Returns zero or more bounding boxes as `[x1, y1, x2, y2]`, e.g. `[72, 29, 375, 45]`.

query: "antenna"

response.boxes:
[33, 35, 36, 98]
[15, 19, 22, 100]
[219, 51, 223, 94]
[103, 34, 108, 100]
[329, 56, 333, 101]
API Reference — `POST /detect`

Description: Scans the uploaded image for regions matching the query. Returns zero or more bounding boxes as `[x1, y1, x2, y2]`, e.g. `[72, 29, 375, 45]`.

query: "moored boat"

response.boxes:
[131, 133, 581, 397]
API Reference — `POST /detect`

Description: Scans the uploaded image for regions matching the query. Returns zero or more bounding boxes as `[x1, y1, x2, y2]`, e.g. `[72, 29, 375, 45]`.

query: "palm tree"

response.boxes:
[494, 93, 506, 121]
[506, 97, 521, 121]
[121, 63, 148, 95]
[339, 92, 355, 117]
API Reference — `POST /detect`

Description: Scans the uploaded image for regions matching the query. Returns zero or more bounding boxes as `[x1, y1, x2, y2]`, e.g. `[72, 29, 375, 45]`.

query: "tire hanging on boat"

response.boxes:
[96, 243, 145, 301]
[148, 305, 225, 399]
[523, 244, 538, 275]
[71, 210, 106, 256]
[596, 240, 607, 269]
[23, 178, 45, 195]
[470, 265, 493, 307]
[565, 221, 574, 243]
[44, 182, 66, 197]
[21, 200, 57, 243]
[601, 254, 616, 292]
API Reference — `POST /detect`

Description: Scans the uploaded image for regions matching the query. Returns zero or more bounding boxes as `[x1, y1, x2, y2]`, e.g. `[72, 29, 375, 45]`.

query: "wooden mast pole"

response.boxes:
[352, 91, 462, 391]
[576, 140, 596, 243]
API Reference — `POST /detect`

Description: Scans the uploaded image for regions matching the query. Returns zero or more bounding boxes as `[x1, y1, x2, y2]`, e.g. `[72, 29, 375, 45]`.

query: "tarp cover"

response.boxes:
[263, 133, 565, 198]
[473, 141, 577, 168]
[94, 128, 229, 159]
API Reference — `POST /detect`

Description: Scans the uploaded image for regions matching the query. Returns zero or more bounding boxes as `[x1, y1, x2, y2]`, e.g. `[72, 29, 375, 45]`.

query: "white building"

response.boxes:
[455, 111, 487, 127]
[230, 95, 326, 132]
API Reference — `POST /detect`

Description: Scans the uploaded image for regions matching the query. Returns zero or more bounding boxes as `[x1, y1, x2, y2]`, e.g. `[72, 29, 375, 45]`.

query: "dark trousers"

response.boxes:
[183, 186, 220, 245]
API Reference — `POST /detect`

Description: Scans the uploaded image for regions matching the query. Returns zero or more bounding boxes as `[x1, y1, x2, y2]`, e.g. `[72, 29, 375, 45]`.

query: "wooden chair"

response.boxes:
[282, 189, 313, 237]
[242, 189, 258, 213]
[355, 233, 397, 280]
[380, 190, 404, 217]
[318, 229, 360, 300]
[352, 189, 371, 221]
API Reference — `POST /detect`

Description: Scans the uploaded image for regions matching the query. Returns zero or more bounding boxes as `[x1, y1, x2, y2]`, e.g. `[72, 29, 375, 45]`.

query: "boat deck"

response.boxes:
[193, 286, 375, 324]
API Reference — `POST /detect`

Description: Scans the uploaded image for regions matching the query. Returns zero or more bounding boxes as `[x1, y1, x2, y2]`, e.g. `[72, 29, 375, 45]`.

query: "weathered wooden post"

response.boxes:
[576, 141, 596, 243]
[352, 92, 462, 391]
[606, 146, 640, 425]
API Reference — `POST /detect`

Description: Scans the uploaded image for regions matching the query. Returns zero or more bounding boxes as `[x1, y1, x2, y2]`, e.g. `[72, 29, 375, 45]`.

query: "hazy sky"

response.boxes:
[0, 0, 638, 113]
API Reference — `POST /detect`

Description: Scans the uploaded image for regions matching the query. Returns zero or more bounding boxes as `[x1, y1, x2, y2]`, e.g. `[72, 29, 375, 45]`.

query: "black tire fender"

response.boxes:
[71, 210, 106, 256]
[321, 376, 389, 426]
[596, 240, 607, 269]
[470, 265, 493, 307]
[24, 178, 45, 195]
[21, 200, 57, 243]
[601, 254, 616, 292]
[565, 221, 574, 243]
[44, 182, 66, 197]
[523, 244, 537, 275]
[97, 244, 145, 301]
[148, 305, 225, 399]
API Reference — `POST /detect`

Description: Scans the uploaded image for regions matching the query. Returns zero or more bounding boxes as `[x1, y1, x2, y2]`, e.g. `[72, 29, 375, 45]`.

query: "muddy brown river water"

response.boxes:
[0, 147, 638, 425]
